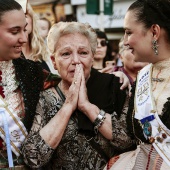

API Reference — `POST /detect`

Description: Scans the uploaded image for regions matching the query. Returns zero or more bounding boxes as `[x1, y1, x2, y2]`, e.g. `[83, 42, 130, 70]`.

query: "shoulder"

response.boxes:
[13, 57, 43, 74]
[39, 87, 63, 106]
[88, 68, 123, 93]
[90, 68, 119, 83]
[13, 57, 44, 89]
[38, 87, 63, 120]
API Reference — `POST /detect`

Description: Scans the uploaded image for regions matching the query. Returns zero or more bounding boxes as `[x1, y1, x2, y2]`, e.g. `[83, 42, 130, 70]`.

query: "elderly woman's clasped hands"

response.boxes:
[67, 64, 89, 114]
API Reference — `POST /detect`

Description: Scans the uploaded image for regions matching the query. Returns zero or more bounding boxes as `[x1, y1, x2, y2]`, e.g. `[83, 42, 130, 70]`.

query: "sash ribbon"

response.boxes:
[135, 64, 170, 166]
[0, 96, 27, 167]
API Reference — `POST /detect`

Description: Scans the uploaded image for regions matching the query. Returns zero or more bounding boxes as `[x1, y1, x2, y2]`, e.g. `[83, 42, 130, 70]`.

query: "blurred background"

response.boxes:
[29, 0, 135, 59]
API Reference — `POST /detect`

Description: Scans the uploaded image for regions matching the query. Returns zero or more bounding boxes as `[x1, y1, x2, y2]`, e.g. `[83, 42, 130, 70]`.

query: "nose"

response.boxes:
[18, 31, 28, 44]
[123, 34, 128, 46]
[72, 53, 80, 64]
[97, 41, 102, 48]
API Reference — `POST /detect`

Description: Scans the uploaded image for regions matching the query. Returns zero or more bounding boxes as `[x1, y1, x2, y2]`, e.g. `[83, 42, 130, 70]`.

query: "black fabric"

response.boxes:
[13, 57, 44, 132]
[21, 52, 51, 72]
[41, 60, 51, 72]
[78, 68, 127, 136]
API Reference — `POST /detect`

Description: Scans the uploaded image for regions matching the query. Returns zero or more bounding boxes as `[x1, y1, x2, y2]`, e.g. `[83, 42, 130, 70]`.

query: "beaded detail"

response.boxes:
[13, 58, 44, 131]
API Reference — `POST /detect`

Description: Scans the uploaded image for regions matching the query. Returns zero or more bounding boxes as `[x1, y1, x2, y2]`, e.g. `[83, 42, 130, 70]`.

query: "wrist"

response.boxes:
[78, 102, 92, 114]
[63, 102, 75, 114]
[93, 110, 106, 134]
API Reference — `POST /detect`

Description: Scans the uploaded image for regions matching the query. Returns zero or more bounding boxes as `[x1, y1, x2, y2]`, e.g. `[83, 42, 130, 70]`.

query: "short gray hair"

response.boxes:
[47, 21, 97, 55]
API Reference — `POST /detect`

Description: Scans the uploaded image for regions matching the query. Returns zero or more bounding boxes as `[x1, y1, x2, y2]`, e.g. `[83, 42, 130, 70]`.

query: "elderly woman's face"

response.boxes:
[54, 33, 94, 84]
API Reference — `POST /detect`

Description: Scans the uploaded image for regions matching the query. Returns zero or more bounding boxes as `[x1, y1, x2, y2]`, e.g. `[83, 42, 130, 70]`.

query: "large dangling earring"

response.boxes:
[152, 39, 159, 55]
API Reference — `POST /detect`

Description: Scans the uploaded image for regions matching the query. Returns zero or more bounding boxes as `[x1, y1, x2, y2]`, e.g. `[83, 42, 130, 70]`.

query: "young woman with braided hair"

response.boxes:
[105, 0, 170, 169]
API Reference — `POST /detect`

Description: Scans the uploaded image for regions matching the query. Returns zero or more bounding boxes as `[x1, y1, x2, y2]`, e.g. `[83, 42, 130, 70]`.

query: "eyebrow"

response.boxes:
[124, 27, 130, 30]
[9, 23, 28, 30]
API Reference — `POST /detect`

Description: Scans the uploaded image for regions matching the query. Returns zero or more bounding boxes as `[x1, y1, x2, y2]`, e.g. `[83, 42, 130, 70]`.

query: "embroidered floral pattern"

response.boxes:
[0, 61, 23, 118]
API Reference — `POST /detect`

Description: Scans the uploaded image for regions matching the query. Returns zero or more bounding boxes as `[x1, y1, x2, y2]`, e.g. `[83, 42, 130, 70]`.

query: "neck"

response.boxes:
[59, 80, 70, 97]
[93, 59, 103, 70]
[22, 41, 32, 60]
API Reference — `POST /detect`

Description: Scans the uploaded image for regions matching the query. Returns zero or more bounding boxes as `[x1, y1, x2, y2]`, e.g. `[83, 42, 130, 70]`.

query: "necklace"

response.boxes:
[152, 66, 163, 91]
[152, 78, 164, 82]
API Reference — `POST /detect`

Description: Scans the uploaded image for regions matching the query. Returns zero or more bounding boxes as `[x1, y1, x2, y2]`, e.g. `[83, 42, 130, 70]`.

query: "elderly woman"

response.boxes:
[21, 22, 134, 170]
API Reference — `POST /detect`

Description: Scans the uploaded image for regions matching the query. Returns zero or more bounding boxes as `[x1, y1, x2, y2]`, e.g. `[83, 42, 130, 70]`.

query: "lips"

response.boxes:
[96, 51, 103, 55]
[127, 47, 133, 54]
[69, 69, 75, 74]
[14, 46, 22, 53]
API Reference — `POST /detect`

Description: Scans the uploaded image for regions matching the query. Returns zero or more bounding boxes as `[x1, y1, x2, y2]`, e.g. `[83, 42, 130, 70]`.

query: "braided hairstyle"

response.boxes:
[0, 0, 22, 22]
[128, 0, 170, 43]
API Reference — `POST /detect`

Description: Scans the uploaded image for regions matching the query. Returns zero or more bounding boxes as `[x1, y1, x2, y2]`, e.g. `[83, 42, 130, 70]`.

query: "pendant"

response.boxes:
[143, 121, 152, 137]
[152, 78, 164, 82]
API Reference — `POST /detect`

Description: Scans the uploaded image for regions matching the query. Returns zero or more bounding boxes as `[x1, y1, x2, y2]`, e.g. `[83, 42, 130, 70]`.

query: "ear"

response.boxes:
[151, 24, 160, 39]
[51, 55, 57, 70]
[118, 53, 124, 63]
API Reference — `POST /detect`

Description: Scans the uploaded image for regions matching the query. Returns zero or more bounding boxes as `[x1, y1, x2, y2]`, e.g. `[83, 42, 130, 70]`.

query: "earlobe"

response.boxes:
[51, 55, 57, 70]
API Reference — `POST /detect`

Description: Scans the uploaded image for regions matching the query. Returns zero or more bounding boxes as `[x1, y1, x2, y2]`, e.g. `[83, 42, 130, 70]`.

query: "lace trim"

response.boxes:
[0, 61, 23, 118]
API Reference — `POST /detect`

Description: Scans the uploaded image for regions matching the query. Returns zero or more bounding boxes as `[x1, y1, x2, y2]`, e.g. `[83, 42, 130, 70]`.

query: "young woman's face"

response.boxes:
[0, 9, 27, 61]
[124, 10, 154, 63]
[53, 33, 94, 85]
[94, 38, 107, 60]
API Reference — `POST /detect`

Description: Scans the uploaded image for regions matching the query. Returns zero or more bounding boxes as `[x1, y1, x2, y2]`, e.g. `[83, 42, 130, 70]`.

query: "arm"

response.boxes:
[110, 95, 136, 152]
[22, 92, 78, 168]
[78, 65, 112, 139]
[21, 93, 55, 168]
[78, 65, 135, 149]
[112, 71, 131, 93]
[22, 65, 82, 168]
[38, 65, 82, 149]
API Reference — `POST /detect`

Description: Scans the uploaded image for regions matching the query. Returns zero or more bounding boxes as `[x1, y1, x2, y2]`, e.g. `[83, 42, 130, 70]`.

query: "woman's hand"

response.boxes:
[77, 64, 90, 113]
[64, 64, 82, 111]
[112, 71, 131, 96]
[99, 65, 114, 74]
[100, 67, 131, 96]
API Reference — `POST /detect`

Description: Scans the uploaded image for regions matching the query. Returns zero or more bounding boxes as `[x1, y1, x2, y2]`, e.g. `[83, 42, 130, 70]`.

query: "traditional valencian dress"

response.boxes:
[104, 58, 170, 170]
[0, 58, 44, 169]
